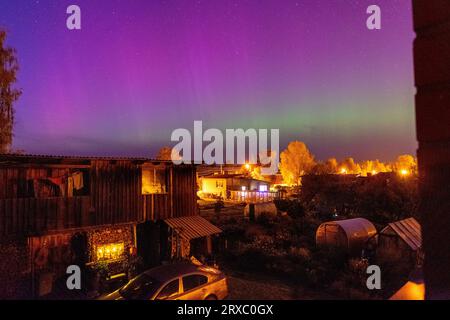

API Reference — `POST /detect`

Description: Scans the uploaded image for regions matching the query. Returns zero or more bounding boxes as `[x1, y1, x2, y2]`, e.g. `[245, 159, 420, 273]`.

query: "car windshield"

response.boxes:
[119, 274, 161, 300]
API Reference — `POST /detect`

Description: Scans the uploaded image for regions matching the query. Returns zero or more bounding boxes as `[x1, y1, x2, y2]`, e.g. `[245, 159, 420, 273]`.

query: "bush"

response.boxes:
[287, 201, 305, 219]
[235, 248, 271, 272]
[274, 199, 290, 212]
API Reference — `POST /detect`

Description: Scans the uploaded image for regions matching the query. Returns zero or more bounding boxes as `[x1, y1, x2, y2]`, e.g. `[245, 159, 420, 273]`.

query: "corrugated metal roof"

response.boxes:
[0, 153, 162, 161]
[164, 216, 222, 240]
[384, 217, 422, 251]
[0, 153, 199, 167]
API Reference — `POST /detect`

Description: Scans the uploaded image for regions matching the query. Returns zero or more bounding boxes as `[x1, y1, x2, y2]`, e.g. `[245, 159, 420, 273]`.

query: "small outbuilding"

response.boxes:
[244, 202, 277, 220]
[316, 218, 377, 255]
[376, 217, 423, 269]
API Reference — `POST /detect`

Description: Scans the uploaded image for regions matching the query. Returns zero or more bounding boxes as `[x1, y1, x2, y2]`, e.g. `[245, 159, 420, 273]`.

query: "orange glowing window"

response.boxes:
[96, 242, 125, 261]
[142, 168, 168, 194]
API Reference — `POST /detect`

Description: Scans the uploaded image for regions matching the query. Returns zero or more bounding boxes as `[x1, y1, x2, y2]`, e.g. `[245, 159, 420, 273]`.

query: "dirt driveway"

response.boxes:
[225, 272, 336, 300]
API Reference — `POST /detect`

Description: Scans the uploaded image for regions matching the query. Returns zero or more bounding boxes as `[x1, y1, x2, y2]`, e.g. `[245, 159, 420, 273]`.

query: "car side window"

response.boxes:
[155, 279, 179, 300]
[182, 274, 208, 292]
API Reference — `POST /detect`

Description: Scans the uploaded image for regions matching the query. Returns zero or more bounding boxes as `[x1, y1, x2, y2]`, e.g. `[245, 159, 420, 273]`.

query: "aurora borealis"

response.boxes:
[1, 0, 416, 161]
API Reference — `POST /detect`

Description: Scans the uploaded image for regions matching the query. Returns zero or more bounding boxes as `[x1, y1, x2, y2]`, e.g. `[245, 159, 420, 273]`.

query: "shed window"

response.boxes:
[18, 169, 90, 198]
[142, 168, 168, 194]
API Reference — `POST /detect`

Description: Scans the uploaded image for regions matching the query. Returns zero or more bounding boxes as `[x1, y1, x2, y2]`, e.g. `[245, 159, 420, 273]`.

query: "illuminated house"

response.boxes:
[0, 154, 220, 299]
[200, 173, 271, 200]
[199, 173, 281, 203]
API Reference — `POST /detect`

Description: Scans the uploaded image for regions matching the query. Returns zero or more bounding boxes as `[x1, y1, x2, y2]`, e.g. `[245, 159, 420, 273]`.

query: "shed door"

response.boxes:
[325, 225, 341, 246]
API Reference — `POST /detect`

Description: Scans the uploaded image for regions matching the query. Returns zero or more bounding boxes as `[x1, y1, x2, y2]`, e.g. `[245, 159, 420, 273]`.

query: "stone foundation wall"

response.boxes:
[0, 237, 31, 299]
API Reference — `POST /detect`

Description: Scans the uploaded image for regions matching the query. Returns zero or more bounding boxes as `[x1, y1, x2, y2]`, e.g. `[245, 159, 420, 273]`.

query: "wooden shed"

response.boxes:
[316, 218, 377, 255]
[377, 217, 423, 269]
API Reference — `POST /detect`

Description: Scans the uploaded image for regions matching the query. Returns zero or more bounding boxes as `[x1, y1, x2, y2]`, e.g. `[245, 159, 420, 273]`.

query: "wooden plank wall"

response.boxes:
[142, 166, 197, 220]
[142, 194, 170, 221]
[0, 196, 90, 237]
[172, 166, 198, 218]
[0, 166, 70, 199]
[0, 159, 198, 238]
[90, 160, 143, 225]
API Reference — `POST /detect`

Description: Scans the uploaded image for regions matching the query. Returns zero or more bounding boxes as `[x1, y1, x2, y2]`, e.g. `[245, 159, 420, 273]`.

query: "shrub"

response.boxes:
[287, 201, 305, 219]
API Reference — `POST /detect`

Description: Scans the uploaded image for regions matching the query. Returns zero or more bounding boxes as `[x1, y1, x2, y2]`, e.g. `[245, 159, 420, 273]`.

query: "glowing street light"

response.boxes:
[340, 168, 347, 174]
[400, 169, 409, 176]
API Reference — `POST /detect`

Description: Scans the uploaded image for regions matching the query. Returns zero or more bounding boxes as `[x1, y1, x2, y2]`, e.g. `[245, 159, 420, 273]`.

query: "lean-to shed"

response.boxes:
[316, 218, 377, 255]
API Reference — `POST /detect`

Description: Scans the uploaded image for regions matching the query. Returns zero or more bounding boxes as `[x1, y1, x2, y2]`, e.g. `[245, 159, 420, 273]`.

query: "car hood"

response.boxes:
[98, 289, 125, 300]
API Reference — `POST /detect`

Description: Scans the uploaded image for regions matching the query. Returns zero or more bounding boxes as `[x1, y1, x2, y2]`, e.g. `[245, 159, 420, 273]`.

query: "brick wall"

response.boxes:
[413, 0, 450, 299]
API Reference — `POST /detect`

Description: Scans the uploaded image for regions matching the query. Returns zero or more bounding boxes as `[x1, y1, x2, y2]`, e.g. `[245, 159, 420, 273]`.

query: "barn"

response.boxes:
[316, 218, 377, 255]
[0, 153, 221, 299]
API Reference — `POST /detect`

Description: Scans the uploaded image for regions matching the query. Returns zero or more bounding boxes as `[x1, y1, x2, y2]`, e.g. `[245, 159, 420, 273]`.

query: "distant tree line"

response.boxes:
[279, 141, 417, 186]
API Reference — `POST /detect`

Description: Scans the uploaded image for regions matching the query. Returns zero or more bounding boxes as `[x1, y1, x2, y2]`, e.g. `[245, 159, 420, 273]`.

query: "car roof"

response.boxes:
[144, 263, 206, 282]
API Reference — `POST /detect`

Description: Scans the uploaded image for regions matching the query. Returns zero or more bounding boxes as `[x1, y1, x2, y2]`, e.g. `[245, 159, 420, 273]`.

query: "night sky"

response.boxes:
[1, 0, 416, 161]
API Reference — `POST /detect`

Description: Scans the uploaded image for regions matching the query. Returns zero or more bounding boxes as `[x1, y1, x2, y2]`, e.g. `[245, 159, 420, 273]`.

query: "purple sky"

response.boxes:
[1, 0, 416, 161]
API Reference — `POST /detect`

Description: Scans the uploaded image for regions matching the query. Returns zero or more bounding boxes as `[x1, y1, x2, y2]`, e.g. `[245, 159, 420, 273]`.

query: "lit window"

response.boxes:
[96, 243, 125, 261]
[259, 185, 268, 192]
[142, 168, 168, 194]
[241, 186, 246, 191]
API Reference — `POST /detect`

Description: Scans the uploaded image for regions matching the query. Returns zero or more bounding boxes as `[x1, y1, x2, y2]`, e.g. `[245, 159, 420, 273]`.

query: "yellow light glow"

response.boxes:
[340, 168, 347, 174]
[97, 243, 124, 261]
[372, 170, 377, 175]
[244, 163, 251, 170]
[400, 169, 409, 176]
[390, 282, 425, 300]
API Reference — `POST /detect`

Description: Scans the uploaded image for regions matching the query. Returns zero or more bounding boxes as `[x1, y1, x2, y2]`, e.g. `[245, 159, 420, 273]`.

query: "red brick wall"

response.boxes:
[413, 0, 450, 299]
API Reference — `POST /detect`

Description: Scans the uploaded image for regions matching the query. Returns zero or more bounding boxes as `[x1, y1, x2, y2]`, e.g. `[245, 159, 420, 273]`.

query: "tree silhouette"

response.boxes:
[155, 146, 181, 161]
[0, 29, 21, 153]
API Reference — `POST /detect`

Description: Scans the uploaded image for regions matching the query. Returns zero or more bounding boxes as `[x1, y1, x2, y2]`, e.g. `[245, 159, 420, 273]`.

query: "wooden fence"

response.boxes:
[229, 191, 281, 203]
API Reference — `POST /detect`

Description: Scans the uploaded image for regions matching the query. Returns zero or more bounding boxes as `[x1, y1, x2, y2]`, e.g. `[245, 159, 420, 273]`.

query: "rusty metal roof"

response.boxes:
[164, 216, 222, 240]
[0, 153, 161, 161]
[383, 217, 422, 251]
[0, 153, 199, 166]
